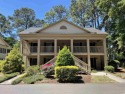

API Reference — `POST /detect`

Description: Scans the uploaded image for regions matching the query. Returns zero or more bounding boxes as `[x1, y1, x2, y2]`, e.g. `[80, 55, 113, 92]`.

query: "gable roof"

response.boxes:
[0, 36, 11, 49]
[19, 19, 108, 35]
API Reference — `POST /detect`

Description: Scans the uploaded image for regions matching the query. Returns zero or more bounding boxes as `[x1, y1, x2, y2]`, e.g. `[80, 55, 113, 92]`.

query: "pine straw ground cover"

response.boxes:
[35, 74, 91, 84]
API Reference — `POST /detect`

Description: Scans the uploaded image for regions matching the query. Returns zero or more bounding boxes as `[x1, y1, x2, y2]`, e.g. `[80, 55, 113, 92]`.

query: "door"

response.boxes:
[91, 58, 96, 69]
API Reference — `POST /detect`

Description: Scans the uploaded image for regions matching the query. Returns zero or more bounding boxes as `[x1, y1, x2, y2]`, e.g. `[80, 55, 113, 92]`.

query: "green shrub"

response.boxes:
[55, 66, 79, 82]
[2, 45, 24, 74]
[56, 46, 75, 66]
[42, 66, 54, 77]
[23, 74, 43, 84]
[104, 66, 114, 73]
[0, 60, 4, 72]
[108, 60, 120, 70]
[0, 73, 18, 83]
[23, 76, 36, 84]
[26, 65, 40, 76]
[11, 77, 22, 85]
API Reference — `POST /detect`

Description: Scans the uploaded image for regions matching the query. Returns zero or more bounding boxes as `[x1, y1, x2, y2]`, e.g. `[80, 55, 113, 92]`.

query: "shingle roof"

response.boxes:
[19, 27, 42, 34]
[85, 28, 108, 34]
[19, 20, 108, 35]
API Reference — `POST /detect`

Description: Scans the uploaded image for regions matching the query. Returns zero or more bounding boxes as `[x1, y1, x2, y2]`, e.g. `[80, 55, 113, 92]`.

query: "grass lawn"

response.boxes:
[113, 73, 125, 79]
[91, 76, 116, 83]
[112, 68, 125, 79]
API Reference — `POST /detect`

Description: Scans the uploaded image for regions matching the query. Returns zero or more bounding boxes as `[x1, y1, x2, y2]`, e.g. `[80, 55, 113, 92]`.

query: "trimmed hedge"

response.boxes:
[55, 66, 79, 82]
[0, 73, 18, 83]
[11, 77, 22, 85]
[104, 66, 114, 73]
[23, 75, 44, 84]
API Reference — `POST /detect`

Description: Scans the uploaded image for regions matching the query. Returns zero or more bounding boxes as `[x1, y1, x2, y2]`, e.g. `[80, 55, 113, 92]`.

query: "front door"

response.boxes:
[91, 58, 96, 70]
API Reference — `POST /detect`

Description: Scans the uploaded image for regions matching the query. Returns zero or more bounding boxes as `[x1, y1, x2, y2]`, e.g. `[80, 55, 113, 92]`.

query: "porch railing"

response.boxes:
[30, 46, 37, 53]
[40, 46, 54, 53]
[57, 46, 71, 52]
[90, 46, 104, 53]
[30, 46, 104, 53]
[73, 46, 87, 53]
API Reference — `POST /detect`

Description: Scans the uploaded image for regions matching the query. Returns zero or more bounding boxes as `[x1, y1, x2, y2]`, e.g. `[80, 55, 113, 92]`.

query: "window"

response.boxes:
[60, 25, 67, 29]
[30, 58, 37, 66]
[0, 48, 6, 53]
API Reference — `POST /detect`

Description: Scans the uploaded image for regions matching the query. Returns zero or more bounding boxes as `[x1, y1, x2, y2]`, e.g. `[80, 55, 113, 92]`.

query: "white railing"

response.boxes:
[57, 46, 71, 52]
[40, 46, 54, 53]
[30, 46, 104, 54]
[30, 46, 37, 53]
[72, 55, 91, 74]
[90, 46, 104, 53]
[73, 46, 87, 53]
[41, 56, 57, 69]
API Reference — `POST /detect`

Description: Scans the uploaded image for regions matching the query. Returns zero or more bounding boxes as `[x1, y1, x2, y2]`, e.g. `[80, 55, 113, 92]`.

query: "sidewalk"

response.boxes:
[0, 74, 22, 85]
[91, 71, 125, 83]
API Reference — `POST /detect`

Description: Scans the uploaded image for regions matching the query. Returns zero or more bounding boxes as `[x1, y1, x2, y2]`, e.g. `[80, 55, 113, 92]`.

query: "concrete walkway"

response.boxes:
[91, 71, 125, 83]
[0, 74, 22, 85]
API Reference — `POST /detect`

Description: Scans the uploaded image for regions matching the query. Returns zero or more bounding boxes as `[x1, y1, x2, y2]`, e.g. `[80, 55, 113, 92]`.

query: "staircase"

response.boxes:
[41, 56, 57, 70]
[72, 55, 91, 74]
[41, 55, 91, 74]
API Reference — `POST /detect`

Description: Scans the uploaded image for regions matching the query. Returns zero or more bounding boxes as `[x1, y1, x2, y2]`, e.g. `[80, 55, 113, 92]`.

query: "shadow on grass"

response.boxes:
[115, 68, 125, 73]
[57, 76, 84, 83]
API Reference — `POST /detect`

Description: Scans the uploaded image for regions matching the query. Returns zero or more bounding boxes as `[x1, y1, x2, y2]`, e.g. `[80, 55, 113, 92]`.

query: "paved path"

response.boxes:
[91, 71, 125, 83]
[0, 74, 22, 85]
[0, 84, 125, 94]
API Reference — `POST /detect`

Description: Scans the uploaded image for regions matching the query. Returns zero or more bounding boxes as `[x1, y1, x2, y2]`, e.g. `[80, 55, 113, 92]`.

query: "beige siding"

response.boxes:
[39, 21, 88, 34]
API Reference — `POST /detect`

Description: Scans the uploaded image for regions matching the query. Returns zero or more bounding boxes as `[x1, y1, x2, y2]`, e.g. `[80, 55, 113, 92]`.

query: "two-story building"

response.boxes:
[0, 36, 11, 60]
[19, 19, 108, 72]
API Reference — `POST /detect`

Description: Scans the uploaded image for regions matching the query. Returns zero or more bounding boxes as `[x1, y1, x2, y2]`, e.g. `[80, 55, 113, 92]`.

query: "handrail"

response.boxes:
[72, 55, 91, 74]
[73, 46, 87, 53]
[90, 46, 104, 53]
[40, 46, 54, 52]
[41, 56, 57, 69]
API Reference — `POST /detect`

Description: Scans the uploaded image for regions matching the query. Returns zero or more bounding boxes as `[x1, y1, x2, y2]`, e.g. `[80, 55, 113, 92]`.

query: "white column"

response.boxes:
[71, 39, 73, 53]
[87, 39, 91, 71]
[103, 39, 108, 66]
[37, 39, 40, 66]
[20, 40, 23, 54]
[54, 39, 57, 56]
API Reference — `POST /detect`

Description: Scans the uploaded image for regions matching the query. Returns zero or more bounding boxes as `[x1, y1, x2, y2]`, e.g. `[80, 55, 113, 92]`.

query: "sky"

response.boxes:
[0, 0, 70, 19]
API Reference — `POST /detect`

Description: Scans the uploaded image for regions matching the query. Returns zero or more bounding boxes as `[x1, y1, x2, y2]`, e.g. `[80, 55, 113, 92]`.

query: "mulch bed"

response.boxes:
[36, 74, 91, 84]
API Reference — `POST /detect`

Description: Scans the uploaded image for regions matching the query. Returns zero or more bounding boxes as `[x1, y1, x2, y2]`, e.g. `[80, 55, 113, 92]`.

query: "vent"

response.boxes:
[60, 25, 67, 29]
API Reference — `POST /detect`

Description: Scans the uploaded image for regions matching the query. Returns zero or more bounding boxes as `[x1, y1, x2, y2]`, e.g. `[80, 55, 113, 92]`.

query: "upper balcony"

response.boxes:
[26, 39, 104, 54]
[30, 46, 104, 54]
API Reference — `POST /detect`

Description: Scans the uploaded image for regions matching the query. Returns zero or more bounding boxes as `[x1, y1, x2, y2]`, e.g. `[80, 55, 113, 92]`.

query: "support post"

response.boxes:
[37, 39, 40, 66]
[87, 39, 91, 72]
[54, 39, 57, 56]
[103, 39, 108, 66]
[71, 39, 73, 53]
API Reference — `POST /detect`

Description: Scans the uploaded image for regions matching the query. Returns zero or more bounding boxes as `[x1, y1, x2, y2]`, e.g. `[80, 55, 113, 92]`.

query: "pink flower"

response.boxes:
[41, 62, 54, 69]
